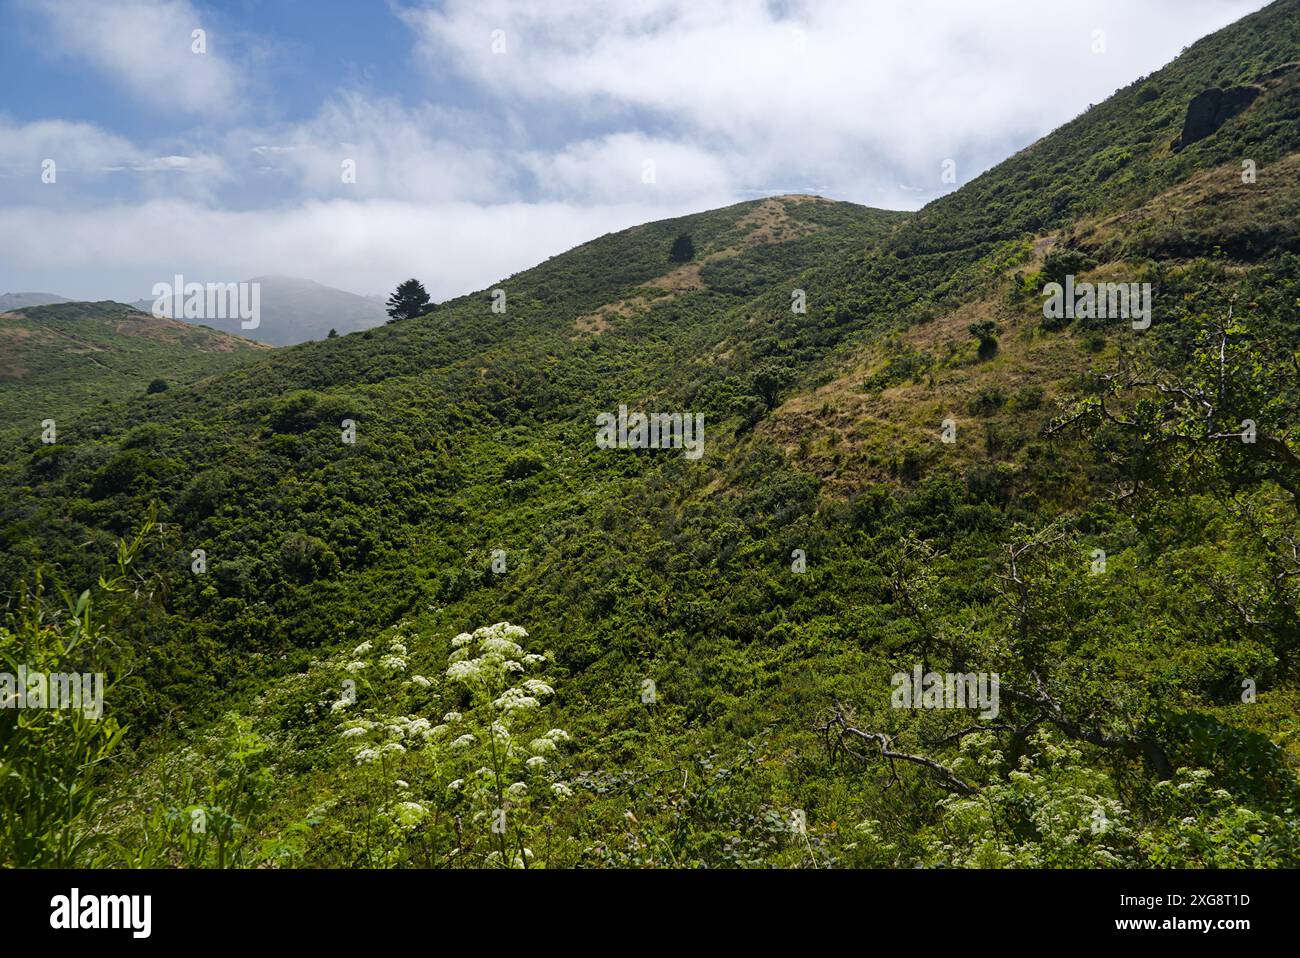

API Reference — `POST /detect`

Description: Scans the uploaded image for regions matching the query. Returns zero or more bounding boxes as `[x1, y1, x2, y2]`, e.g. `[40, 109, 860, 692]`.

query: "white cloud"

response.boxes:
[0, 117, 141, 176]
[404, 0, 1270, 208]
[522, 132, 733, 203]
[0, 197, 698, 302]
[0, 116, 228, 194]
[1, 1, 1276, 304]
[121, 155, 219, 174]
[23, 0, 243, 114]
[242, 93, 516, 203]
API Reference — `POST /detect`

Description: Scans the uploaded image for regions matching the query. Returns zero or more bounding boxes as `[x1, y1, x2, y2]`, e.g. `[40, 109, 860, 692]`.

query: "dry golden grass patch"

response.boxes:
[572, 196, 823, 338]
[1074, 152, 1300, 254]
[760, 284, 1116, 490]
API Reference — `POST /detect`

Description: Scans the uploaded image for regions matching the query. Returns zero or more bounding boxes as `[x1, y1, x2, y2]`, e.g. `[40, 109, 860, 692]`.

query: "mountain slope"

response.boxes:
[733, 0, 1300, 493]
[0, 301, 269, 424]
[5, 2, 1300, 870]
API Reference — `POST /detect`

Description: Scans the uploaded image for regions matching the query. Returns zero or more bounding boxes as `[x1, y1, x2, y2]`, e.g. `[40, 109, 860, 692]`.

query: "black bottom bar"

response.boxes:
[1, 868, 1287, 943]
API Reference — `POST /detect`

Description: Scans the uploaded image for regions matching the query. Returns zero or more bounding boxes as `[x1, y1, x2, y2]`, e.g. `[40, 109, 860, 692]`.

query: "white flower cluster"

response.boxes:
[328, 620, 576, 859]
[439, 623, 575, 812]
[444, 625, 557, 720]
[340, 713, 440, 764]
[331, 629, 445, 765]
[527, 728, 570, 755]
[391, 800, 427, 828]
[445, 623, 534, 688]
[379, 637, 410, 674]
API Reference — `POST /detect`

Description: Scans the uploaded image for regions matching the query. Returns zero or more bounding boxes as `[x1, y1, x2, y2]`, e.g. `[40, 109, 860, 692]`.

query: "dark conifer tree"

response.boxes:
[386, 279, 432, 322]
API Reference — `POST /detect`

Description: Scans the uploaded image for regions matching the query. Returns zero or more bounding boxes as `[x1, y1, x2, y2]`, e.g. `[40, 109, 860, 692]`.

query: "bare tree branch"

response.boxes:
[817, 705, 978, 795]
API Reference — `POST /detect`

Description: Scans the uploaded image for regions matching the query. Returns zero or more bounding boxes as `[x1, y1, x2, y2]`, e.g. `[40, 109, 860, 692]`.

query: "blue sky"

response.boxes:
[0, 0, 1272, 301]
[1, 1, 418, 138]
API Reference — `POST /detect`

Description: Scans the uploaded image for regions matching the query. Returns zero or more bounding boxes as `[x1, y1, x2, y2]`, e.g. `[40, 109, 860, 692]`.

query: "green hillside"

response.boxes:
[3, 0, 1300, 869]
[0, 301, 269, 424]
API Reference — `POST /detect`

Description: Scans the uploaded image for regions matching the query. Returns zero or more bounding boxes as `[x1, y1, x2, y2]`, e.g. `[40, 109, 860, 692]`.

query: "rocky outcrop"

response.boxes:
[1175, 85, 1261, 148]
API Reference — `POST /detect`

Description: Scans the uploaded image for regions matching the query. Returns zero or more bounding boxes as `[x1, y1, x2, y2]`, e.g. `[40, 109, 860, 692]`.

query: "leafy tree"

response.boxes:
[669, 233, 696, 263]
[503, 453, 545, 481]
[146, 378, 169, 394]
[1039, 248, 1095, 287]
[278, 532, 340, 583]
[1036, 249, 1097, 330]
[0, 511, 154, 866]
[385, 279, 432, 322]
[1053, 306, 1300, 515]
[752, 363, 795, 410]
[968, 320, 999, 360]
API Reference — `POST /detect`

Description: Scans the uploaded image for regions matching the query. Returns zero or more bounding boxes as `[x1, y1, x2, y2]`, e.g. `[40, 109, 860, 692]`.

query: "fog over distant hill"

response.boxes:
[131, 274, 389, 346]
[0, 292, 72, 311]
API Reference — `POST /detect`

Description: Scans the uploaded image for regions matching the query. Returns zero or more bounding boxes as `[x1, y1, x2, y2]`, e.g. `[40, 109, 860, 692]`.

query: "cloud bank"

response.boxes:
[0, 0, 1270, 301]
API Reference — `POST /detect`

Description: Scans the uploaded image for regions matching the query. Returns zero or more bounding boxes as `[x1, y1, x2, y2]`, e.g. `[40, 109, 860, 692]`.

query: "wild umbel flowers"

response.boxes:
[332, 633, 443, 764]
[444, 622, 546, 694]
[438, 622, 576, 863]
[402, 717, 433, 739]
[328, 620, 574, 866]
[392, 801, 427, 828]
[445, 660, 479, 682]
[492, 688, 540, 713]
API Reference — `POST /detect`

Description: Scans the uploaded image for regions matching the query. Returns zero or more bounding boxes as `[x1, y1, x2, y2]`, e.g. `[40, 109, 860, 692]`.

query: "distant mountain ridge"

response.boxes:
[0, 291, 71, 311]
[130, 274, 388, 346]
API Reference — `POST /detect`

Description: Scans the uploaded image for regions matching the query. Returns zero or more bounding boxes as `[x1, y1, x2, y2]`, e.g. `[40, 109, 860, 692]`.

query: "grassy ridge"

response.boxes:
[0, 301, 268, 424]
